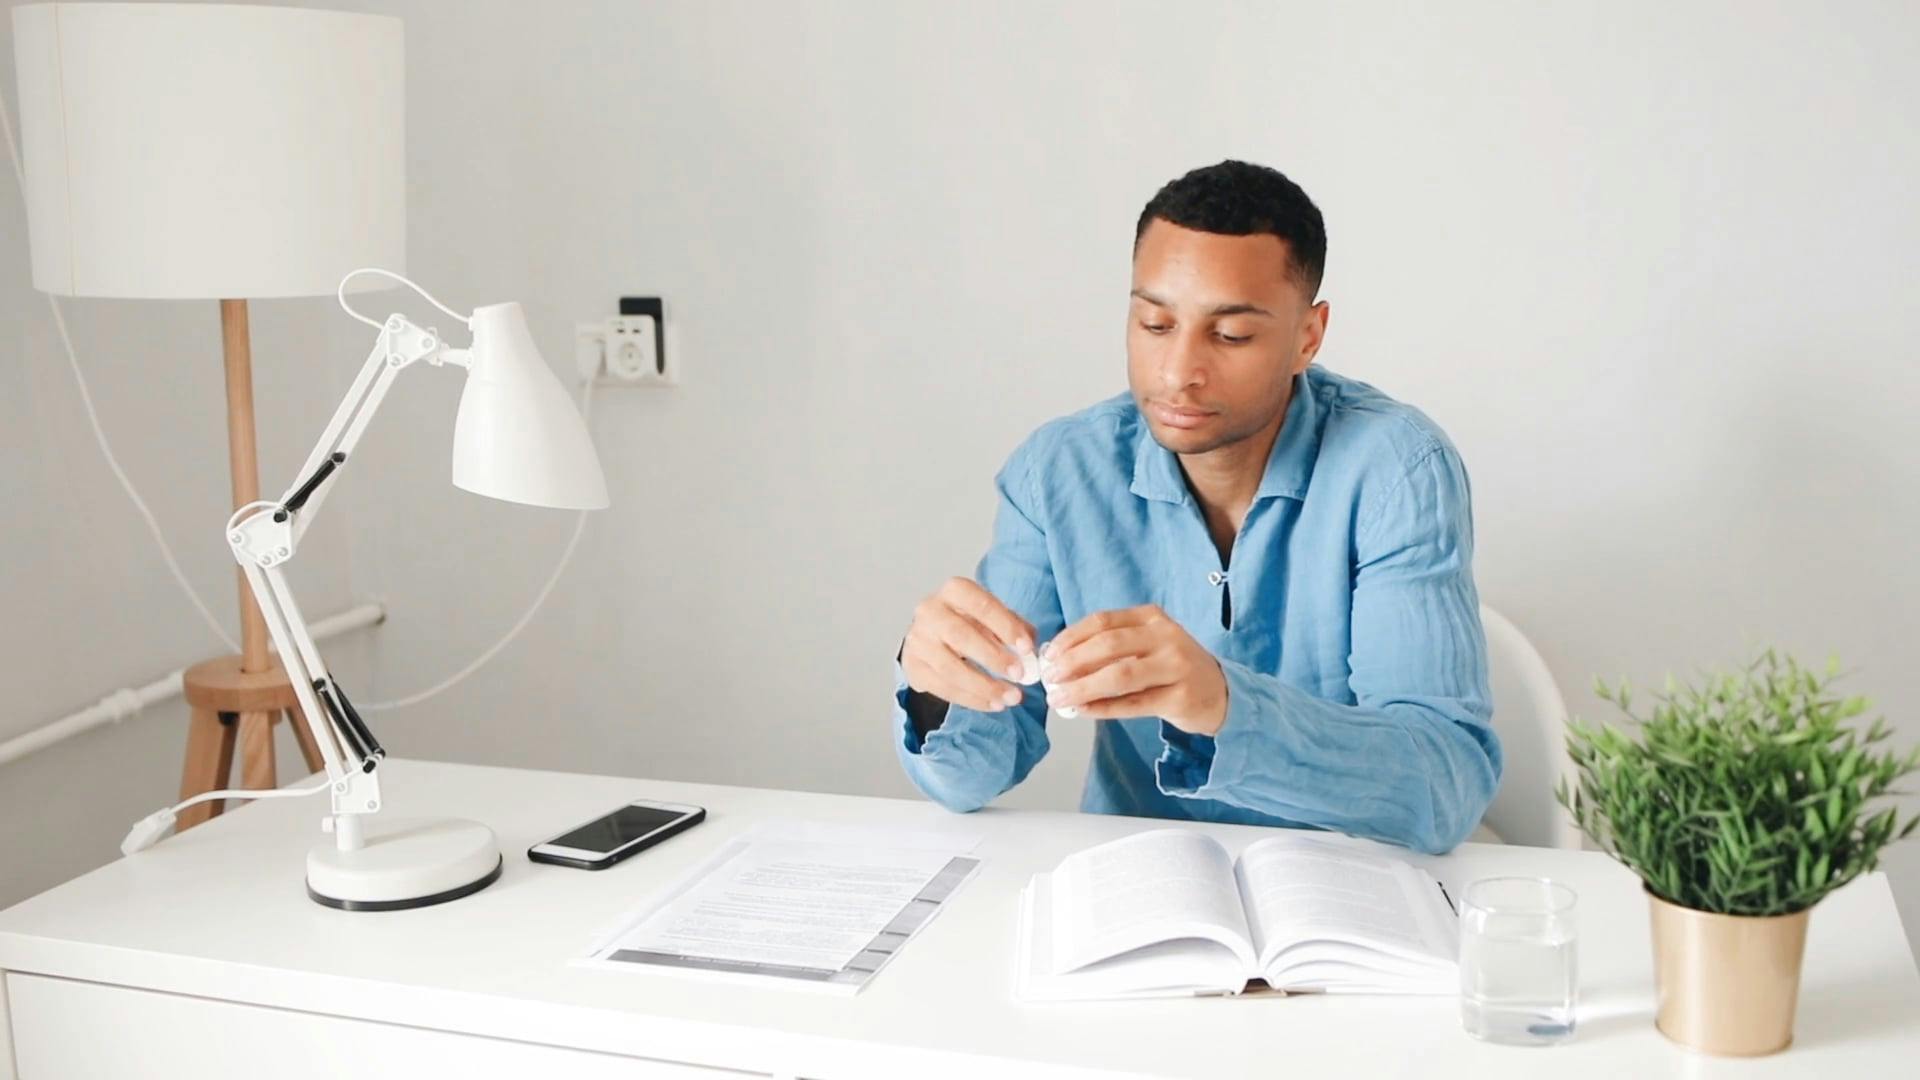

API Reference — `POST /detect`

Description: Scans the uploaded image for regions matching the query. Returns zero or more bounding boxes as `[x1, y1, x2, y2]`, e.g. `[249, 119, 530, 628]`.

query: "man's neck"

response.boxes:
[1177, 389, 1290, 559]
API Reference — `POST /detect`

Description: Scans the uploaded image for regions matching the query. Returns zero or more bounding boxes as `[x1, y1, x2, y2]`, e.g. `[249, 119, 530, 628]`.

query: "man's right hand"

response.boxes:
[901, 577, 1038, 713]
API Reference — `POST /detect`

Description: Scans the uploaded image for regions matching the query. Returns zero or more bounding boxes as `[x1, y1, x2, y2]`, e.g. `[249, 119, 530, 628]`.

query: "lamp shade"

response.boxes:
[452, 303, 609, 511]
[11, 3, 404, 298]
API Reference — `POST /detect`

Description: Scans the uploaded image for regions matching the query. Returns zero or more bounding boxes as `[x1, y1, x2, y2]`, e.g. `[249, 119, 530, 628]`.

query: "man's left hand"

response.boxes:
[1040, 604, 1228, 736]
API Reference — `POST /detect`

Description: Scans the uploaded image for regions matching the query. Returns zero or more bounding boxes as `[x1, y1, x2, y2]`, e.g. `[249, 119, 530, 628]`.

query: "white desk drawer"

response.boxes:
[7, 973, 764, 1080]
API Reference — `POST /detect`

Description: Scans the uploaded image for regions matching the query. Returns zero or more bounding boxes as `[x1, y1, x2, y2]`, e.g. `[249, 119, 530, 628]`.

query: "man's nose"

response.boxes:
[1162, 332, 1209, 392]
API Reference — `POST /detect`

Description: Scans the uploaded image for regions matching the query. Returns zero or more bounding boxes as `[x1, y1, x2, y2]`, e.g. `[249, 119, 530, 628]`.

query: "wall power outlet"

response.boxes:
[575, 296, 671, 387]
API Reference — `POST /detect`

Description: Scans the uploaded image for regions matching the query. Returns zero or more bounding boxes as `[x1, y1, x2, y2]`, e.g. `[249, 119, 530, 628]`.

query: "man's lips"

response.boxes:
[1147, 401, 1219, 429]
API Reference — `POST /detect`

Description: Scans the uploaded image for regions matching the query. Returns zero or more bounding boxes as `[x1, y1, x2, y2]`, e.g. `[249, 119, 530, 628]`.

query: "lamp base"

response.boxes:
[306, 816, 502, 911]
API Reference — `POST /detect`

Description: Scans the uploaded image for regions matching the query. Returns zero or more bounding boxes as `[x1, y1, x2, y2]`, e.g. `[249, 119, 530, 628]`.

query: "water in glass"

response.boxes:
[1459, 877, 1577, 1046]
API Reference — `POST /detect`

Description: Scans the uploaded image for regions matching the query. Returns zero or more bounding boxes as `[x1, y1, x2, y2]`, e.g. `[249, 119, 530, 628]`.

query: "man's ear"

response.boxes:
[1296, 300, 1330, 373]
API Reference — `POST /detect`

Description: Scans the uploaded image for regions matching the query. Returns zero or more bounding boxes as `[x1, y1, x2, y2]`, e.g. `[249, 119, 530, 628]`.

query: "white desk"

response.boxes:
[2, 759, 1916, 1079]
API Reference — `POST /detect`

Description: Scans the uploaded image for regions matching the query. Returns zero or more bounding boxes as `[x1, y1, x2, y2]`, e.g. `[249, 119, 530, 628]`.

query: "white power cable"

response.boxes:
[121, 775, 334, 856]
[4, 89, 599, 716]
[336, 267, 471, 330]
[359, 378, 596, 711]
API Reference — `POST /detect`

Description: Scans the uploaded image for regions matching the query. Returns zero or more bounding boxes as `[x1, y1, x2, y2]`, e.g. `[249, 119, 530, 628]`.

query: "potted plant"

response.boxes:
[1556, 649, 1918, 1056]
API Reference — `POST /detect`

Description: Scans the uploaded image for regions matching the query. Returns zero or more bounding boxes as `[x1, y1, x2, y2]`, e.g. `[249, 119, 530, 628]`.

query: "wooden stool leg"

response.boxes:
[238, 711, 277, 792]
[284, 709, 326, 775]
[178, 707, 238, 831]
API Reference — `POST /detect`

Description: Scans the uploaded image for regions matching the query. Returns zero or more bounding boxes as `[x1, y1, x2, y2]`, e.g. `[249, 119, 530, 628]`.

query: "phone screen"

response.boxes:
[548, 804, 688, 854]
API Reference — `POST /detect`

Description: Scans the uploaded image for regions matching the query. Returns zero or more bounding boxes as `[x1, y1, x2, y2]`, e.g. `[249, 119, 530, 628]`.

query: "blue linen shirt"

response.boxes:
[891, 365, 1501, 855]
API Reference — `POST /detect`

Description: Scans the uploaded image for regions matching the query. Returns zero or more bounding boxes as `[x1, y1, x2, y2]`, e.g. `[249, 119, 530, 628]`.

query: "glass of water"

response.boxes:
[1459, 877, 1577, 1046]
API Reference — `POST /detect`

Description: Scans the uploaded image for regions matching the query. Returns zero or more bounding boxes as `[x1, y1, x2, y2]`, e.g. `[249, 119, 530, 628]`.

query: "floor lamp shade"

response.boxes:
[11, 3, 405, 298]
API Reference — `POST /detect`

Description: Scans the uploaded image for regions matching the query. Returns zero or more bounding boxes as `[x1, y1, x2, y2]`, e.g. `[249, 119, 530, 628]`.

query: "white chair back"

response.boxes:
[1479, 604, 1582, 849]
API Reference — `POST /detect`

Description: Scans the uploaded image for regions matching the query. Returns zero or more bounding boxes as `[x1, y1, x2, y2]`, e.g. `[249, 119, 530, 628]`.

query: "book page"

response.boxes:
[1048, 828, 1255, 975]
[1234, 834, 1455, 976]
[1018, 875, 1246, 1001]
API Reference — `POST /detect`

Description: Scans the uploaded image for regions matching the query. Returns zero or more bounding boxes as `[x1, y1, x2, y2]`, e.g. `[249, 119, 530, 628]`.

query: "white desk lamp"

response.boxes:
[125, 271, 609, 911]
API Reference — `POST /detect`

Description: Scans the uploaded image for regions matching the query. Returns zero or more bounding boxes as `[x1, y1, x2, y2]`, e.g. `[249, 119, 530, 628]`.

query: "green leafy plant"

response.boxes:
[1556, 649, 1919, 916]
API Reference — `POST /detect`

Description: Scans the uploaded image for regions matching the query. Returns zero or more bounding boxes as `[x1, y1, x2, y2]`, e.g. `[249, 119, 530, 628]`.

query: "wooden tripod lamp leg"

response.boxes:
[238, 713, 278, 791]
[221, 299, 272, 681]
[177, 708, 237, 829]
[285, 711, 327, 775]
[177, 298, 305, 830]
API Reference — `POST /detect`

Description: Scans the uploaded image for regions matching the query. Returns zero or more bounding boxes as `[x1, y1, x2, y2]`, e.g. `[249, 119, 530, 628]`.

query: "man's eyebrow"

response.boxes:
[1206, 302, 1274, 318]
[1129, 289, 1274, 319]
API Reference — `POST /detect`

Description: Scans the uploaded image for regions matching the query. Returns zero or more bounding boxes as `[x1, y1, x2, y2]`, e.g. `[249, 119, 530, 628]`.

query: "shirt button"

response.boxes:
[1206, 571, 1226, 586]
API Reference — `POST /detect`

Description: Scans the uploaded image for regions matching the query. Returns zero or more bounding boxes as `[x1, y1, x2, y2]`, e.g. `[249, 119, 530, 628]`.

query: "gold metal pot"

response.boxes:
[1646, 886, 1811, 1056]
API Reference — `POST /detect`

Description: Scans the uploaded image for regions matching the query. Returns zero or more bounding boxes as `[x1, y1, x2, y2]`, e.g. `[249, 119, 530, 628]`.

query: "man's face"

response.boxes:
[1127, 219, 1327, 455]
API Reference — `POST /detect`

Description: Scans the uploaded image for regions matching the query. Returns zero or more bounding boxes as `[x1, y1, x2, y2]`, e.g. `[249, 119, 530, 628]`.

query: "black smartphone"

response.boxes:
[526, 799, 706, 870]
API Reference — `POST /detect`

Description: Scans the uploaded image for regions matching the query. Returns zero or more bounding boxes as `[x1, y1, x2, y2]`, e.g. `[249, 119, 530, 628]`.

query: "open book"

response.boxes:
[1017, 828, 1459, 1001]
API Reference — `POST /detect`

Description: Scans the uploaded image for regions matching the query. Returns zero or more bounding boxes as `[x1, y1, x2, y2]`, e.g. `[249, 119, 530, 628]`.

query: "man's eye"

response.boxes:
[1217, 333, 1252, 345]
[1140, 322, 1172, 334]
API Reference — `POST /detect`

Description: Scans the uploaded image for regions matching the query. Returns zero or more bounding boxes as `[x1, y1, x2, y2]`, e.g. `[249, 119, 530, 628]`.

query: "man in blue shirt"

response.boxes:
[893, 160, 1500, 854]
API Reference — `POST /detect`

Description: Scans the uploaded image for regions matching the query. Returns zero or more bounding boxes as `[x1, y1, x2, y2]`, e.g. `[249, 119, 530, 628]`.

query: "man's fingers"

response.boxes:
[1043, 625, 1157, 685]
[925, 642, 1022, 712]
[941, 578, 1037, 656]
[1044, 604, 1159, 661]
[1046, 650, 1176, 712]
[936, 607, 1027, 681]
[901, 577, 1039, 708]
[1043, 609, 1117, 659]
[1071, 686, 1169, 722]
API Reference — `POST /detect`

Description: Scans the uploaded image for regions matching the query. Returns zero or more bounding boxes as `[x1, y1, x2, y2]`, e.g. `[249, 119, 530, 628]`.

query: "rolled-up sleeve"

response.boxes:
[1154, 442, 1501, 854]
[893, 436, 1066, 812]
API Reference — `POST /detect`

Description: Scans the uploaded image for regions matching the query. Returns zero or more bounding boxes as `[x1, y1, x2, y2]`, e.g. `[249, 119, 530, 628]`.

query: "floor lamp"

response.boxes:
[12, 3, 406, 826]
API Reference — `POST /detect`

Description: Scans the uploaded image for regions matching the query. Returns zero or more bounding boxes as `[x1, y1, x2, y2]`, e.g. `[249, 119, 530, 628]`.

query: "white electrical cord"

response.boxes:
[121, 775, 334, 856]
[3, 88, 599, 717]
[360, 379, 595, 711]
[336, 267, 471, 330]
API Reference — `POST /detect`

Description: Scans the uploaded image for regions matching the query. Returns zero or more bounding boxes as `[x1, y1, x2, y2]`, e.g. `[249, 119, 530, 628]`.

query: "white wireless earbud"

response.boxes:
[1013, 648, 1043, 685]
[1036, 646, 1081, 717]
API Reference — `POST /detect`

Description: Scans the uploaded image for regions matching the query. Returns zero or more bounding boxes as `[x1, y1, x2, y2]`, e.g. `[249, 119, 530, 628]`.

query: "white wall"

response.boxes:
[5, 0, 1917, 949]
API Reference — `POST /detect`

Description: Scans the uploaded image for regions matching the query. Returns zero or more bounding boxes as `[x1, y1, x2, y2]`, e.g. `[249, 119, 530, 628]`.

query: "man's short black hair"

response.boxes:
[1135, 160, 1326, 299]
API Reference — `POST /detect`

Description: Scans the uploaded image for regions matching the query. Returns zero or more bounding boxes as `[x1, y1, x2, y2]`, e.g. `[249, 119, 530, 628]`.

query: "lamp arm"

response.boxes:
[224, 314, 465, 848]
[240, 557, 380, 840]
[279, 315, 466, 546]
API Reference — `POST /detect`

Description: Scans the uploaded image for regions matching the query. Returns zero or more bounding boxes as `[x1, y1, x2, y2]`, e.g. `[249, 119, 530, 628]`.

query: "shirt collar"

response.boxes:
[1129, 371, 1323, 506]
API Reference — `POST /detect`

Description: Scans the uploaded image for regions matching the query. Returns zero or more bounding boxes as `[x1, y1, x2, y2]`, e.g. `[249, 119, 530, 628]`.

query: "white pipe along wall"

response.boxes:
[0, 604, 385, 768]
